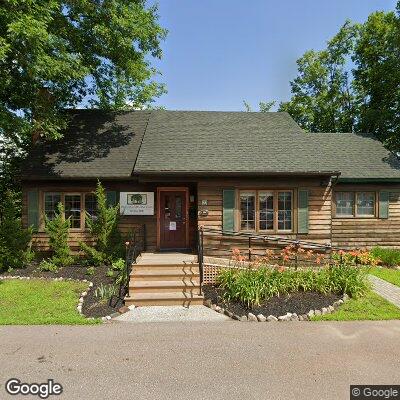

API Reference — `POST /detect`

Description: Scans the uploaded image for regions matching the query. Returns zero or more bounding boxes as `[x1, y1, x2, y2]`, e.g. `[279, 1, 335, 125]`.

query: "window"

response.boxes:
[85, 193, 97, 226]
[44, 193, 61, 220]
[240, 192, 255, 230]
[278, 191, 292, 231]
[65, 194, 82, 229]
[335, 191, 376, 217]
[356, 192, 375, 216]
[240, 190, 293, 233]
[259, 192, 274, 230]
[335, 192, 354, 216]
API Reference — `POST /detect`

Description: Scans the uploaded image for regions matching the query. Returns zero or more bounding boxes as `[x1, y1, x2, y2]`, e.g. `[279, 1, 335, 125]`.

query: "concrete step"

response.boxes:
[125, 292, 204, 307]
[130, 280, 200, 293]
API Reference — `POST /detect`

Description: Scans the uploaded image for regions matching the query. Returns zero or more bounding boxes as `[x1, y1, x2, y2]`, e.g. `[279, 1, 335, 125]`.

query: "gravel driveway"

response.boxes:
[1, 321, 399, 400]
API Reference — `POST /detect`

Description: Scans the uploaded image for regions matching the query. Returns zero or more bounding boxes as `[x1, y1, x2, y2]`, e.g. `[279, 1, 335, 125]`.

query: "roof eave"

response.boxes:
[133, 170, 341, 177]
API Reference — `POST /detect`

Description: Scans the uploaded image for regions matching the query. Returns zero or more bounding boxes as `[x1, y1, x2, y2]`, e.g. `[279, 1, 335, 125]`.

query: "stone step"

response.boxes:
[125, 292, 204, 307]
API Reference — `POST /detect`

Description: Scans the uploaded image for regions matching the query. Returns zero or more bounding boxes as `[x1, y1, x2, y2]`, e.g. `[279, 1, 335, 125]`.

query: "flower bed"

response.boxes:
[204, 261, 367, 321]
[203, 284, 347, 322]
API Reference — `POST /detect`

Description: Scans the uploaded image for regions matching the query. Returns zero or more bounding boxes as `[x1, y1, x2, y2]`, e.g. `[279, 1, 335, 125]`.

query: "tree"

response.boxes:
[0, 191, 33, 271]
[243, 100, 275, 112]
[278, 3, 400, 151]
[279, 21, 358, 133]
[0, 0, 167, 194]
[353, 10, 400, 150]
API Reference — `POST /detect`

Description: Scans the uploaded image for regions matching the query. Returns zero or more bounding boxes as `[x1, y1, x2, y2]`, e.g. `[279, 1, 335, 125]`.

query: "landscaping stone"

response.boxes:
[321, 307, 328, 315]
[290, 313, 299, 321]
[211, 304, 217, 311]
[110, 312, 120, 318]
[215, 305, 221, 312]
[328, 305, 335, 313]
[105, 315, 112, 320]
[239, 315, 248, 322]
[248, 313, 258, 322]
[314, 310, 322, 316]
[217, 307, 225, 314]
[267, 315, 278, 322]
[278, 314, 290, 321]
[204, 299, 212, 308]
[257, 314, 267, 322]
[343, 294, 349, 302]
[225, 310, 234, 318]
[307, 310, 315, 318]
[119, 306, 130, 314]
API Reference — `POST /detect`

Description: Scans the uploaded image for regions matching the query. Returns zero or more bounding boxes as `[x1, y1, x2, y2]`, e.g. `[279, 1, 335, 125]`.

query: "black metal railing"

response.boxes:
[197, 227, 204, 294]
[197, 226, 349, 279]
[109, 224, 146, 307]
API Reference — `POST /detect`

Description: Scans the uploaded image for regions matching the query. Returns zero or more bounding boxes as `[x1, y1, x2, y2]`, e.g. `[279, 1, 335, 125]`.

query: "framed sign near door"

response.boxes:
[120, 192, 154, 215]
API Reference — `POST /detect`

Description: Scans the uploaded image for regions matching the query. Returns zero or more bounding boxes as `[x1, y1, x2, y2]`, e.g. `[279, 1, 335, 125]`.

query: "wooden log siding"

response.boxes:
[332, 185, 400, 249]
[197, 178, 332, 258]
[22, 181, 197, 253]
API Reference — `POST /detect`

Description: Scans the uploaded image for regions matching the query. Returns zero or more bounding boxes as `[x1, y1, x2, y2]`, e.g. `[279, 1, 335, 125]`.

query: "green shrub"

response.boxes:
[38, 259, 59, 272]
[94, 283, 117, 301]
[44, 203, 73, 268]
[86, 266, 95, 276]
[370, 247, 400, 267]
[216, 264, 369, 308]
[0, 191, 33, 271]
[106, 269, 115, 277]
[80, 181, 123, 265]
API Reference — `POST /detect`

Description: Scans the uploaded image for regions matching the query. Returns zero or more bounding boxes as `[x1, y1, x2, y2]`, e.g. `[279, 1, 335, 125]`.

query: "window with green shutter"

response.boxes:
[106, 191, 117, 207]
[298, 189, 309, 234]
[379, 191, 389, 219]
[27, 190, 39, 230]
[223, 189, 235, 232]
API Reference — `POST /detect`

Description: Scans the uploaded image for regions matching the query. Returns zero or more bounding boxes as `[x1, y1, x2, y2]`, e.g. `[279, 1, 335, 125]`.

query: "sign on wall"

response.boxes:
[120, 192, 154, 215]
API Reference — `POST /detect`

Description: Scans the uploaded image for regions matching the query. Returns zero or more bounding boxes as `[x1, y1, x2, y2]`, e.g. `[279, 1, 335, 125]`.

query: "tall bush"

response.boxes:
[80, 181, 123, 265]
[0, 191, 33, 271]
[41, 203, 73, 269]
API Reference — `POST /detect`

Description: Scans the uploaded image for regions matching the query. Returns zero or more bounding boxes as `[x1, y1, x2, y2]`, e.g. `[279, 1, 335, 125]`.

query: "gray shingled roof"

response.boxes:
[134, 111, 400, 180]
[20, 110, 150, 179]
[21, 109, 400, 181]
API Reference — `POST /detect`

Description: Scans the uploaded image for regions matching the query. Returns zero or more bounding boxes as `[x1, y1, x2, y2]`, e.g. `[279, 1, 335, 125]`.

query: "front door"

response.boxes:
[159, 189, 188, 249]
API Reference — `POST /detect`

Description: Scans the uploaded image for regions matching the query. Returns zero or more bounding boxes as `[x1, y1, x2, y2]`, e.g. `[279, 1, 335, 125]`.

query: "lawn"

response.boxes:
[0, 279, 100, 325]
[369, 267, 400, 288]
[312, 290, 400, 321]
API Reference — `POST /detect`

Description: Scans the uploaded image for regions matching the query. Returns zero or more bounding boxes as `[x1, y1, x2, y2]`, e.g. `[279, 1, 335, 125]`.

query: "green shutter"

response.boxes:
[223, 189, 235, 232]
[27, 190, 39, 230]
[379, 191, 389, 219]
[105, 191, 117, 207]
[298, 189, 309, 234]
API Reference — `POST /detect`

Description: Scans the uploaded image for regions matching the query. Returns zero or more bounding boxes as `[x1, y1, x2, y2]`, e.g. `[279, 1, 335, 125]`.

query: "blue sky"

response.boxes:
[150, 0, 397, 111]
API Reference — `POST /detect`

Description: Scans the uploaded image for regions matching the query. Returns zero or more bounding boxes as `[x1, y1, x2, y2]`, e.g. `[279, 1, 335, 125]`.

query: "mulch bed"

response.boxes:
[0, 262, 124, 318]
[203, 284, 341, 317]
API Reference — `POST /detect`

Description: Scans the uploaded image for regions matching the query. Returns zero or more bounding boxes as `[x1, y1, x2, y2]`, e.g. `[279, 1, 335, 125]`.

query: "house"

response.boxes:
[21, 109, 400, 255]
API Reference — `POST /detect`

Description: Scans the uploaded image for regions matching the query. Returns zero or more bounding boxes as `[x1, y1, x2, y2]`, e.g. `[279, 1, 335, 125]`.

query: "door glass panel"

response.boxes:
[175, 196, 182, 220]
[164, 195, 170, 219]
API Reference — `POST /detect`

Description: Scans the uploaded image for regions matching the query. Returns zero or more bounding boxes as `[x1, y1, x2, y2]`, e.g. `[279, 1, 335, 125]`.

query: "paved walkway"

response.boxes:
[369, 274, 400, 307]
[115, 305, 230, 322]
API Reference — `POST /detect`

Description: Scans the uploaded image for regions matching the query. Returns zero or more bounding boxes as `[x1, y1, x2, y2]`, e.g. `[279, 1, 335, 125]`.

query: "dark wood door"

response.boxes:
[159, 191, 188, 249]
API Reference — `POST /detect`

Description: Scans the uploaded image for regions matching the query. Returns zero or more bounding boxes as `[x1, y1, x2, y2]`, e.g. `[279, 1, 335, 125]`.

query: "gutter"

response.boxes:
[132, 170, 341, 178]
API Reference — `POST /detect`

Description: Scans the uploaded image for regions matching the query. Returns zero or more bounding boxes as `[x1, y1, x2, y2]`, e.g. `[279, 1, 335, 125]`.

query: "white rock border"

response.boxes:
[204, 293, 349, 322]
